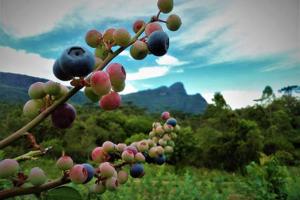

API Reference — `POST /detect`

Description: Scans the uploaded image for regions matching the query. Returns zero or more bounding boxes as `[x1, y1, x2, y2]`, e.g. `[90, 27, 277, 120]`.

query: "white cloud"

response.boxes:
[0, 0, 83, 38]
[155, 54, 188, 66]
[202, 90, 262, 109]
[0, 0, 155, 38]
[0, 46, 69, 85]
[120, 81, 138, 95]
[127, 66, 169, 81]
[174, 0, 300, 64]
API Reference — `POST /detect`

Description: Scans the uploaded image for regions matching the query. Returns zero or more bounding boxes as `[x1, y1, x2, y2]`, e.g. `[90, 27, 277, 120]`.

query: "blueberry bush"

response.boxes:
[0, 0, 183, 198]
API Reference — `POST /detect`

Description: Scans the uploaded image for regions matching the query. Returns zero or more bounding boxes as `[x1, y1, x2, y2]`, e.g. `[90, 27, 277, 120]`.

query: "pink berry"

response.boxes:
[99, 91, 121, 111]
[161, 111, 170, 120]
[163, 124, 173, 132]
[91, 147, 108, 163]
[121, 150, 135, 163]
[156, 146, 165, 155]
[137, 141, 149, 152]
[124, 146, 138, 155]
[135, 152, 146, 163]
[28, 167, 47, 186]
[69, 164, 88, 184]
[106, 63, 126, 87]
[133, 20, 146, 33]
[85, 30, 102, 48]
[148, 147, 158, 158]
[90, 71, 111, 96]
[116, 143, 127, 152]
[145, 22, 162, 36]
[99, 162, 116, 178]
[117, 171, 128, 184]
[102, 141, 115, 153]
[56, 156, 73, 170]
[0, 159, 19, 178]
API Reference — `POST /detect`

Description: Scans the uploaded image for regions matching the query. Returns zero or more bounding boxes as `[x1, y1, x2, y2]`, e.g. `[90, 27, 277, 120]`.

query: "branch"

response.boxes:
[14, 146, 52, 162]
[0, 176, 70, 199]
[0, 23, 147, 149]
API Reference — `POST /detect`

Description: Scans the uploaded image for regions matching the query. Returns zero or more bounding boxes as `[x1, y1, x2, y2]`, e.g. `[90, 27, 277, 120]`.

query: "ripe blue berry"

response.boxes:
[53, 59, 72, 81]
[51, 103, 76, 129]
[166, 117, 177, 127]
[60, 46, 94, 77]
[83, 163, 95, 183]
[147, 31, 169, 56]
[130, 164, 144, 178]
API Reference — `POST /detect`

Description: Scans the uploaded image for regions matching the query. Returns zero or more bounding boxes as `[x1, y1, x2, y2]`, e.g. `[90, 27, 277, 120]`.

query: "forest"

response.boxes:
[1, 88, 300, 200]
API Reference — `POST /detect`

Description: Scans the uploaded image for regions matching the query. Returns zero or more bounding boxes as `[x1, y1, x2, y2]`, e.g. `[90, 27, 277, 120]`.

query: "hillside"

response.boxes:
[0, 72, 207, 114]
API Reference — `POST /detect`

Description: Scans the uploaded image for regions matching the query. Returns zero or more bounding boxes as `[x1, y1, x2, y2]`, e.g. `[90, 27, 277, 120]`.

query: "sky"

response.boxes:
[0, 0, 299, 108]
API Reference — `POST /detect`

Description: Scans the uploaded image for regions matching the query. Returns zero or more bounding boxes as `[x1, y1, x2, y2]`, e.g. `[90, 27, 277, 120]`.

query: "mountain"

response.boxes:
[0, 72, 208, 114]
[0, 72, 87, 104]
[122, 82, 207, 114]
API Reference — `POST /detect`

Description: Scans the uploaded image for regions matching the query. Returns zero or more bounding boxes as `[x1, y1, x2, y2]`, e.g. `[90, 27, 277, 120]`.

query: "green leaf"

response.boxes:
[45, 186, 83, 200]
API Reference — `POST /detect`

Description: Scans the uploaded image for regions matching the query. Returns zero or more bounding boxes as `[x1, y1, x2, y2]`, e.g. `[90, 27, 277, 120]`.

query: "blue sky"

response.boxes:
[0, 0, 299, 108]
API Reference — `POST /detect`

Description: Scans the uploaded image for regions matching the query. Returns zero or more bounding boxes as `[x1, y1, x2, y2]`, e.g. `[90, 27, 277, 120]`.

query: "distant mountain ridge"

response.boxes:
[122, 82, 207, 114]
[0, 72, 208, 114]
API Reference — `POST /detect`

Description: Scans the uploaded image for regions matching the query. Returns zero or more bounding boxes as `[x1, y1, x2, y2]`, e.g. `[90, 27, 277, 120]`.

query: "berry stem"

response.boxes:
[14, 146, 52, 162]
[0, 19, 147, 149]
[157, 19, 167, 23]
[0, 175, 70, 199]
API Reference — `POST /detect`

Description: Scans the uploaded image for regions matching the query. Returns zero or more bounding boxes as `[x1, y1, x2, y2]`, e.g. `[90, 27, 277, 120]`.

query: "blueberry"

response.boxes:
[59, 46, 95, 77]
[130, 164, 144, 178]
[82, 163, 95, 183]
[154, 154, 166, 165]
[53, 59, 73, 81]
[147, 31, 169, 56]
[166, 118, 177, 127]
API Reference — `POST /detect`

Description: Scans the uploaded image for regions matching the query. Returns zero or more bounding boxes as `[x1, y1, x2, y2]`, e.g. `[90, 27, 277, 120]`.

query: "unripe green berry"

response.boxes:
[0, 159, 19, 178]
[130, 41, 148, 60]
[164, 146, 174, 154]
[84, 87, 100, 102]
[23, 99, 44, 118]
[28, 167, 47, 186]
[166, 14, 182, 31]
[157, 0, 174, 13]
[113, 28, 131, 47]
[85, 30, 102, 48]
[28, 82, 46, 99]
[44, 81, 61, 96]
[117, 170, 128, 184]
[105, 177, 118, 191]
[90, 182, 106, 194]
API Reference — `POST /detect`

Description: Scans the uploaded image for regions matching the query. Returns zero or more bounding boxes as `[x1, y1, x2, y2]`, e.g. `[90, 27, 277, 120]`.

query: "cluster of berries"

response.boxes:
[23, 81, 76, 129]
[0, 112, 179, 195]
[22, 0, 181, 129]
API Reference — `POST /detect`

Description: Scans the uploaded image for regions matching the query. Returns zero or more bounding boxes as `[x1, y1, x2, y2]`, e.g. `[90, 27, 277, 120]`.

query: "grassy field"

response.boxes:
[9, 158, 299, 200]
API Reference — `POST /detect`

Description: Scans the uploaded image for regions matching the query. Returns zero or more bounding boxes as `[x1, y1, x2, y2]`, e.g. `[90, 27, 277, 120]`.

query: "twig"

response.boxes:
[0, 175, 70, 199]
[14, 146, 53, 162]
